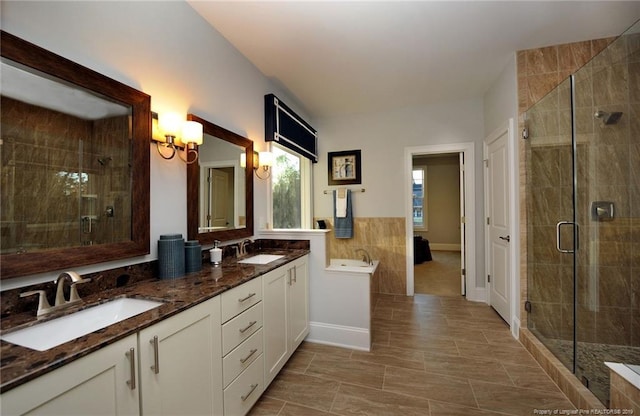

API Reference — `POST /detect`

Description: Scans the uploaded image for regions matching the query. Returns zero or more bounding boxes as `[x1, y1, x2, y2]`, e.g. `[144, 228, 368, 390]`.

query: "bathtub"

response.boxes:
[326, 258, 379, 274]
[306, 258, 379, 351]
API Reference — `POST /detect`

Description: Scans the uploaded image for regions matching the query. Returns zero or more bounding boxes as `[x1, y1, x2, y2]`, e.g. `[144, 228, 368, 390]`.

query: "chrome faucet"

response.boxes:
[355, 249, 373, 265]
[20, 271, 91, 317]
[239, 239, 253, 256]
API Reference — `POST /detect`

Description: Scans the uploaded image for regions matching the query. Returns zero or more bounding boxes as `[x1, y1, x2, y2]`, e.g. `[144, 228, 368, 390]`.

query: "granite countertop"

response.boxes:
[0, 248, 308, 393]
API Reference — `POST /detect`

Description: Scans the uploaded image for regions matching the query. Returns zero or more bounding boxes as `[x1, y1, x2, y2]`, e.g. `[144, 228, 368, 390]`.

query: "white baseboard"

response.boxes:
[466, 287, 487, 303]
[429, 243, 461, 251]
[511, 317, 520, 340]
[306, 322, 371, 351]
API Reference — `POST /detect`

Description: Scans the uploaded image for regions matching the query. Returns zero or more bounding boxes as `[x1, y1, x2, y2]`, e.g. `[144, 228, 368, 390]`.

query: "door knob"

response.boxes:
[499, 235, 510, 242]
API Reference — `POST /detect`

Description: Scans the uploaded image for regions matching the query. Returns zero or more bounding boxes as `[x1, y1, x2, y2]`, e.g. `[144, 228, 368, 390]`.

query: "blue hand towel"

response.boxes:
[333, 189, 353, 238]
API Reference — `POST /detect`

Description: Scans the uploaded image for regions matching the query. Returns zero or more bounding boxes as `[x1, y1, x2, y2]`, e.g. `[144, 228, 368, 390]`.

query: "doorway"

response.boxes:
[404, 143, 477, 300]
[412, 153, 462, 296]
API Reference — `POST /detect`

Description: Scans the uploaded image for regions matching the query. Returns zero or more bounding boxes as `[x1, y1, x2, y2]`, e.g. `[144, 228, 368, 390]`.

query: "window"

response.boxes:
[271, 144, 312, 229]
[412, 168, 427, 229]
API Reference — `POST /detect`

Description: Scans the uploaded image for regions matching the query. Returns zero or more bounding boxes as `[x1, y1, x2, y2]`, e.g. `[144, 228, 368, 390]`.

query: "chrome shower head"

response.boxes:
[594, 110, 623, 125]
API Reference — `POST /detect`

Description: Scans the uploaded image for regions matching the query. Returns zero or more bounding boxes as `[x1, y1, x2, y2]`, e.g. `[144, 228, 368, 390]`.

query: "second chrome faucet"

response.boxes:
[355, 249, 373, 265]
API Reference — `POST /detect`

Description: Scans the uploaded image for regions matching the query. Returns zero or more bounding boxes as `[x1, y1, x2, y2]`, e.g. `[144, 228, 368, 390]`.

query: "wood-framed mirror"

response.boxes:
[186, 114, 253, 244]
[0, 31, 151, 279]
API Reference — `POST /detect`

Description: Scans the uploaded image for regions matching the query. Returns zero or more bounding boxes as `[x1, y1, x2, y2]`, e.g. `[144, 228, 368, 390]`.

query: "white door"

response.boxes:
[486, 129, 510, 323]
[209, 168, 229, 228]
[459, 152, 466, 295]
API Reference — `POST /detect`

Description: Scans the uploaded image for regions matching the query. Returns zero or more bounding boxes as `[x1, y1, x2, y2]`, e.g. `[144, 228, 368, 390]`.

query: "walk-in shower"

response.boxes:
[525, 19, 639, 405]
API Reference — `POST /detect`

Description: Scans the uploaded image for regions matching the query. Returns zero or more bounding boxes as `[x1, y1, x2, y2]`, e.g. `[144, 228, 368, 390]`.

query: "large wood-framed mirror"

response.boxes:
[186, 114, 253, 244]
[0, 31, 151, 279]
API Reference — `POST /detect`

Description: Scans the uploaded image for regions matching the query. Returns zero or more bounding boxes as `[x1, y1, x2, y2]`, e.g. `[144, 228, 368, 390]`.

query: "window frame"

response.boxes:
[412, 167, 428, 231]
[269, 143, 313, 230]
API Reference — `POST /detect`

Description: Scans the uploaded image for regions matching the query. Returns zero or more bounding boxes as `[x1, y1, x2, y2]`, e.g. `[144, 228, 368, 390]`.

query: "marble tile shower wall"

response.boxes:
[0, 96, 130, 251]
[520, 33, 640, 347]
[323, 217, 406, 295]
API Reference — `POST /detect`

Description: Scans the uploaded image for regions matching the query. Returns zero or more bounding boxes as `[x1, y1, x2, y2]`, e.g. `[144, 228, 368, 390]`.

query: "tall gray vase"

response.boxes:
[158, 234, 185, 279]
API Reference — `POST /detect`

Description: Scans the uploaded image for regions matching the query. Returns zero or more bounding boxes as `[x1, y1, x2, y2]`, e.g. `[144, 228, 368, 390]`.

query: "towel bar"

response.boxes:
[323, 188, 365, 194]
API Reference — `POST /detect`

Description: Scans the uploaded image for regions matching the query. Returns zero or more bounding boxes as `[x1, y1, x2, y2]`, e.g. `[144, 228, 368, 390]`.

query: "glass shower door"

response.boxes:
[572, 22, 640, 405]
[526, 76, 576, 372]
[527, 19, 640, 406]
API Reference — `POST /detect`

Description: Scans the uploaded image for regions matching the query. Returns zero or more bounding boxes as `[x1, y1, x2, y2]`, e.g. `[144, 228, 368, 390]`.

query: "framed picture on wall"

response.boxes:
[328, 150, 361, 185]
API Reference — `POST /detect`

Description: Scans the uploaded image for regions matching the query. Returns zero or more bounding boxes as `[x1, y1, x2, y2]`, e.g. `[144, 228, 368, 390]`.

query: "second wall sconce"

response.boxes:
[152, 112, 203, 164]
[241, 151, 273, 179]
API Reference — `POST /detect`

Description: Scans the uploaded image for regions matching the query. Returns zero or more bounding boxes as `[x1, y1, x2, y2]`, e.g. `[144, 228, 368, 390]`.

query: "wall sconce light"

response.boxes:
[241, 151, 273, 179]
[152, 112, 203, 164]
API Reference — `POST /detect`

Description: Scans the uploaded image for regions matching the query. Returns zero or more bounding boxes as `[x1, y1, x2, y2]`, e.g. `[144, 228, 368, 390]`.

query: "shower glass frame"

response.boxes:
[525, 19, 640, 406]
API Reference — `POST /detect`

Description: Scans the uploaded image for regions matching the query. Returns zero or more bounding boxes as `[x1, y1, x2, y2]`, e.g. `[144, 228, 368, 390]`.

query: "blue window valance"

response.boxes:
[265, 93, 318, 163]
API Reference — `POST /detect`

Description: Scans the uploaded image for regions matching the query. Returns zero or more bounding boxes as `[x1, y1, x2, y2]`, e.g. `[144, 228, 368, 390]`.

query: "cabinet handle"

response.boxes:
[150, 335, 160, 374]
[239, 348, 258, 364]
[238, 292, 256, 303]
[241, 383, 259, 402]
[126, 348, 136, 390]
[287, 269, 292, 286]
[239, 320, 257, 334]
[293, 267, 297, 283]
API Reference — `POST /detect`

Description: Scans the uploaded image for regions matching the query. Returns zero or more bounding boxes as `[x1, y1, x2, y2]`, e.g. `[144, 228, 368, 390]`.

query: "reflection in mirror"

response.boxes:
[1, 31, 150, 279]
[1, 60, 133, 252]
[198, 135, 246, 232]
[187, 114, 253, 244]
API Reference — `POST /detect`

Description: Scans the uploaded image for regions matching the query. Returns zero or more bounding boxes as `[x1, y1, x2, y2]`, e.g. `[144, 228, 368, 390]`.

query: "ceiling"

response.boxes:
[189, 1, 640, 119]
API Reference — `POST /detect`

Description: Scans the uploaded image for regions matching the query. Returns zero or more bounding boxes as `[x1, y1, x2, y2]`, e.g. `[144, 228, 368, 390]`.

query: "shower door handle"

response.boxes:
[556, 221, 576, 253]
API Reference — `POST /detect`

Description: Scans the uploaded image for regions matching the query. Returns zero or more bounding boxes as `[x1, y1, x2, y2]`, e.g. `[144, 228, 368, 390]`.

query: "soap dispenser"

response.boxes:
[210, 240, 222, 265]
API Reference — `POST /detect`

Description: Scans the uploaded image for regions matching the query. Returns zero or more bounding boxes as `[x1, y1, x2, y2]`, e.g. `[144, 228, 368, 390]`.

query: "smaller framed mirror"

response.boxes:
[186, 114, 253, 244]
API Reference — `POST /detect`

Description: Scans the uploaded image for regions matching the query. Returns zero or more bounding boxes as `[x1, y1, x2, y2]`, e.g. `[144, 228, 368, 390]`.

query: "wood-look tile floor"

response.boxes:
[414, 251, 461, 296]
[249, 293, 574, 416]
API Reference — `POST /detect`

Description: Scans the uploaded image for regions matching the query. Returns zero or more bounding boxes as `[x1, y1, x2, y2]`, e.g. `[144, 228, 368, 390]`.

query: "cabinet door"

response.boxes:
[139, 297, 223, 416]
[262, 266, 289, 387]
[1, 334, 139, 416]
[289, 256, 309, 350]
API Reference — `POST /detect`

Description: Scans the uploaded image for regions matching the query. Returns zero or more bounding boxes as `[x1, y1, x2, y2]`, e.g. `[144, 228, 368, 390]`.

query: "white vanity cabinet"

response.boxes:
[220, 277, 264, 416]
[1, 334, 140, 416]
[138, 296, 223, 416]
[263, 255, 309, 386]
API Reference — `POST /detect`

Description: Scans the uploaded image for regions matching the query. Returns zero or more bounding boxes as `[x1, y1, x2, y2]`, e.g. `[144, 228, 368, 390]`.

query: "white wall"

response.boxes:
[0, 1, 306, 289]
[312, 98, 486, 288]
[483, 54, 517, 136]
[482, 53, 520, 330]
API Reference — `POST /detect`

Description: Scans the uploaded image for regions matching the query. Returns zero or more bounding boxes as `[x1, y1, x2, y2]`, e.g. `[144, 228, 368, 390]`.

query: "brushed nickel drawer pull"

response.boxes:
[150, 335, 160, 374]
[239, 348, 258, 364]
[238, 292, 256, 303]
[241, 383, 259, 401]
[239, 320, 257, 334]
[126, 348, 136, 390]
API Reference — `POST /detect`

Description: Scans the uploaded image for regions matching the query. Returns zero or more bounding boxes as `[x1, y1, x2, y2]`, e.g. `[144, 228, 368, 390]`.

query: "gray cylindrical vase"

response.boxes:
[158, 234, 185, 279]
[185, 240, 202, 273]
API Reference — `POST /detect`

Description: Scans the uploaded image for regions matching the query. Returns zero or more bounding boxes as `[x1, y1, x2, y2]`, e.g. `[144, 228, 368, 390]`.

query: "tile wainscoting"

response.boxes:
[319, 217, 406, 295]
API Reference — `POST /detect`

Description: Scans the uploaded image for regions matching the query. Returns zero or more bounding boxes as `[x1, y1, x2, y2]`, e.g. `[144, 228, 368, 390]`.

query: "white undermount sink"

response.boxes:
[237, 254, 285, 265]
[1, 297, 163, 351]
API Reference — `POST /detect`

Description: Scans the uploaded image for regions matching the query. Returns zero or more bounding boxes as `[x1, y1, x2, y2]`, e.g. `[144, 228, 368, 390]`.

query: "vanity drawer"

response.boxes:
[222, 302, 262, 355]
[223, 354, 264, 416]
[221, 278, 262, 323]
[223, 328, 263, 387]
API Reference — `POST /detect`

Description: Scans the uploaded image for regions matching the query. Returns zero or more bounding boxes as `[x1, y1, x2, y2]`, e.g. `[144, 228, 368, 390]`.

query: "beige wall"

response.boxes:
[413, 155, 460, 247]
